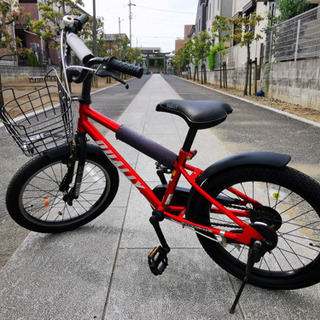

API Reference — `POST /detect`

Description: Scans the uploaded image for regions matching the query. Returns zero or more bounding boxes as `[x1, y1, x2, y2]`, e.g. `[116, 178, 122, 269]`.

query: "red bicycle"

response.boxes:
[1, 15, 320, 313]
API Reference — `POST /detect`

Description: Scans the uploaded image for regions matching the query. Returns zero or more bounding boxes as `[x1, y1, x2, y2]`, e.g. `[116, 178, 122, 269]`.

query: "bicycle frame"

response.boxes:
[76, 102, 264, 245]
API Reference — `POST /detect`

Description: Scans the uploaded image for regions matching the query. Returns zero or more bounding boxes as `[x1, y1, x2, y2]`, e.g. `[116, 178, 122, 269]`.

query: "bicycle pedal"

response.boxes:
[148, 246, 168, 276]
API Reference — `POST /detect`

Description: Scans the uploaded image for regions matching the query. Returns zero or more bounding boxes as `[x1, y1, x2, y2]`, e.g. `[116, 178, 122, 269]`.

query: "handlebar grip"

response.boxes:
[74, 14, 89, 31]
[66, 33, 93, 64]
[108, 57, 143, 78]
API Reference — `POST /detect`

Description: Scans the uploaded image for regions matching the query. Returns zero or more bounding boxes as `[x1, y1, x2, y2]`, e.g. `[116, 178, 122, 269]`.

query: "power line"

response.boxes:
[137, 5, 194, 15]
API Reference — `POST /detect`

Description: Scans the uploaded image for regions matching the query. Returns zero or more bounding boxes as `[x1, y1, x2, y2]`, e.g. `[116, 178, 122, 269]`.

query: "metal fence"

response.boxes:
[265, 6, 320, 63]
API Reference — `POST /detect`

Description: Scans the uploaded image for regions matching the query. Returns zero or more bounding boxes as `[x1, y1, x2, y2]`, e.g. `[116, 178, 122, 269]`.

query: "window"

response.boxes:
[30, 43, 38, 53]
[232, 21, 242, 46]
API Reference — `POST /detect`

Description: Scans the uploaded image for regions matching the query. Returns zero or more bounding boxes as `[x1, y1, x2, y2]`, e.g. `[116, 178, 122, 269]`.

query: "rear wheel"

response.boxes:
[7, 149, 119, 233]
[188, 165, 320, 289]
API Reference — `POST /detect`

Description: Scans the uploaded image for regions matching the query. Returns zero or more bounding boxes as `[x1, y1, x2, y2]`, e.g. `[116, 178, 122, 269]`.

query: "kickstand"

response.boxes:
[229, 240, 263, 314]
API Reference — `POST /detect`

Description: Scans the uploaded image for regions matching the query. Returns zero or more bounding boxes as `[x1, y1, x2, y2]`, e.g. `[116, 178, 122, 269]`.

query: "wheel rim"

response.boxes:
[19, 159, 111, 226]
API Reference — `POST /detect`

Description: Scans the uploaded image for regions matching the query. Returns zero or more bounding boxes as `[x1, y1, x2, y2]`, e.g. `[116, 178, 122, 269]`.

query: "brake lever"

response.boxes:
[96, 65, 129, 89]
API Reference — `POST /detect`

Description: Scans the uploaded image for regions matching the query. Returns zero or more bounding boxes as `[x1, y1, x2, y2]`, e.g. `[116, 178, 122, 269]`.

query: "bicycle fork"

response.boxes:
[60, 132, 87, 205]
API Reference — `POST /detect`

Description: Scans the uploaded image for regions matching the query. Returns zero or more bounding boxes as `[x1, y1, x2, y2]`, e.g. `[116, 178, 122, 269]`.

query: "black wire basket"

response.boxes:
[0, 69, 73, 156]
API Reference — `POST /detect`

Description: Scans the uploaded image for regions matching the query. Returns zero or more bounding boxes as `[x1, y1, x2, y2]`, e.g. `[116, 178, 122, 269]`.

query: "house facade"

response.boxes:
[1, 0, 57, 66]
[206, 0, 233, 35]
[0, 0, 86, 66]
[227, 0, 274, 69]
[195, 0, 207, 35]
[191, 0, 320, 109]
[175, 25, 194, 51]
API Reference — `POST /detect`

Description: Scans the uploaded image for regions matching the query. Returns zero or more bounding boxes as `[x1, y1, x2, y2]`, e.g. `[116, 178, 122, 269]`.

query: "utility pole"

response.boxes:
[118, 17, 124, 61]
[128, 0, 136, 47]
[118, 17, 124, 35]
[92, 0, 98, 87]
[93, 0, 97, 57]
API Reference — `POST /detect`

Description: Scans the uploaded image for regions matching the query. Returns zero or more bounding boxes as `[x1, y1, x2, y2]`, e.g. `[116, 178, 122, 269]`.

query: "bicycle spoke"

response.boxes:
[18, 159, 110, 224]
[279, 233, 320, 253]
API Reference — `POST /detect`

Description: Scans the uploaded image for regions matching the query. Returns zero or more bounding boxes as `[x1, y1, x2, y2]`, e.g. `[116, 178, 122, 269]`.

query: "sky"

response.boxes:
[80, 0, 199, 53]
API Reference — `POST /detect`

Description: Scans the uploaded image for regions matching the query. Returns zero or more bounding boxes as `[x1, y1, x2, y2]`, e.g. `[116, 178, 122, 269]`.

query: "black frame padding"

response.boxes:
[116, 125, 178, 168]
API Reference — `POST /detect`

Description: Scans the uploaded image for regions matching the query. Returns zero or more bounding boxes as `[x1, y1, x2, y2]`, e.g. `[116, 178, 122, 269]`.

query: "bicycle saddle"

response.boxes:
[156, 99, 233, 130]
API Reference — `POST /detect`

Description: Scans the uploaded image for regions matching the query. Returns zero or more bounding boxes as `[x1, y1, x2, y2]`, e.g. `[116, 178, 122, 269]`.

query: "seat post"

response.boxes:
[182, 127, 198, 152]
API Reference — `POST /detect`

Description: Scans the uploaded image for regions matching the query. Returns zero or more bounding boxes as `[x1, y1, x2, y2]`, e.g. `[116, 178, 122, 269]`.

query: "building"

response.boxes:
[0, 0, 89, 66]
[103, 33, 130, 57]
[227, 0, 273, 69]
[194, 0, 207, 35]
[175, 25, 193, 51]
[206, 0, 233, 35]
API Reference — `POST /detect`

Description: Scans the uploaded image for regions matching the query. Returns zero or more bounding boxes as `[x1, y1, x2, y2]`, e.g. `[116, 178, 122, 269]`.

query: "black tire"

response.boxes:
[188, 165, 320, 289]
[6, 149, 119, 233]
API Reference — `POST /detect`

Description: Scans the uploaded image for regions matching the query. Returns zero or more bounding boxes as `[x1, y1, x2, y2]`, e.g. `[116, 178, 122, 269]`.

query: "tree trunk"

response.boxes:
[203, 63, 207, 84]
[0, 71, 3, 108]
[244, 43, 250, 95]
[200, 63, 203, 84]
[254, 58, 258, 96]
[223, 63, 227, 88]
[249, 60, 252, 96]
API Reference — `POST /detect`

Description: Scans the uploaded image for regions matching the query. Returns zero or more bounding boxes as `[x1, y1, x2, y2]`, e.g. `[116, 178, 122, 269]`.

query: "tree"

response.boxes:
[114, 35, 130, 61]
[0, 1, 22, 51]
[191, 35, 200, 81]
[192, 31, 212, 83]
[229, 14, 263, 95]
[0, 0, 24, 104]
[172, 48, 185, 76]
[127, 47, 142, 65]
[182, 39, 193, 79]
[197, 31, 212, 84]
[83, 16, 105, 54]
[208, 48, 216, 71]
[276, 0, 316, 22]
[28, 0, 85, 63]
[211, 15, 231, 88]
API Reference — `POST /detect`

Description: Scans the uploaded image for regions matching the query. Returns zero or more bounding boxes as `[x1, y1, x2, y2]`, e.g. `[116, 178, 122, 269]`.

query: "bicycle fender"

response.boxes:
[186, 152, 291, 220]
[43, 143, 105, 159]
[195, 152, 291, 187]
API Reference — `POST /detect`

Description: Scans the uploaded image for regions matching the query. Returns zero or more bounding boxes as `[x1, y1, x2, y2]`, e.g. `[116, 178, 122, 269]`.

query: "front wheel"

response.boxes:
[188, 165, 320, 289]
[6, 147, 119, 233]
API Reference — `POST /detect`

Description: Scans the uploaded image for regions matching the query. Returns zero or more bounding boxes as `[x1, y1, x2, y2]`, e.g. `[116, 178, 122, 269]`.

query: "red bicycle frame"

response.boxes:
[77, 102, 264, 245]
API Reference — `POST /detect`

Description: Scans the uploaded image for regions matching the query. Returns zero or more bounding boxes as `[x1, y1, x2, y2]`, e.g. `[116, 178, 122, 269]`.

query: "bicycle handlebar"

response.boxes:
[75, 14, 89, 32]
[64, 14, 143, 81]
[108, 57, 143, 78]
[66, 32, 94, 64]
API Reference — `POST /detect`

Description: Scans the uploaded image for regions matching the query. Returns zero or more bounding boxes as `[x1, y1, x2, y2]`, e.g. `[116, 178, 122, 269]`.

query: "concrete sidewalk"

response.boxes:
[1, 75, 319, 320]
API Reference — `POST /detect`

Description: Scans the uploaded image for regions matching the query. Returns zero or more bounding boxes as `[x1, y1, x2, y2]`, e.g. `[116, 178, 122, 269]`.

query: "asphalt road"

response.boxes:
[0, 75, 150, 269]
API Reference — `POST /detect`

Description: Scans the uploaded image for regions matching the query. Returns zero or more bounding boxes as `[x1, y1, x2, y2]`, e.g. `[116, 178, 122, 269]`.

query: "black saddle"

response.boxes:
[156, 99, 233, 130]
